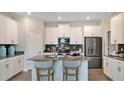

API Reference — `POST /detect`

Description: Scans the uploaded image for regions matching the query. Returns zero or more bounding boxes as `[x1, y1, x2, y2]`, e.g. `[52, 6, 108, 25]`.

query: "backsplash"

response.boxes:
[44, 44, 83, 53]
[109, 44, 116, 53]
[44, 44, 56, 52]
[70, 44, 83, 52]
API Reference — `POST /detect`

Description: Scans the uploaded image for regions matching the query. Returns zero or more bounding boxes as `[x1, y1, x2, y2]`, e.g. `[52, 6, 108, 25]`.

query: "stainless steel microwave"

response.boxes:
[58, 37, 70, 44]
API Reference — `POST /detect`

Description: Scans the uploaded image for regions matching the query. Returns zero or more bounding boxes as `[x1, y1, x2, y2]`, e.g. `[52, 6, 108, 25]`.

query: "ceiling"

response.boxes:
[7, 12, 113, 22]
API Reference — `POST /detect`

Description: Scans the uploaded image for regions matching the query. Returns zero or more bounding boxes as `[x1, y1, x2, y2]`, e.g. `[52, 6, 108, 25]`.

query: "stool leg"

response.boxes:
[76, 68, 79, 81]
[36, 68, 40, 81]
[65, 68, 68, 81]
[63, 72, 64, 81]
[48, 69, 50, 81]
[52, 72, 54, 81]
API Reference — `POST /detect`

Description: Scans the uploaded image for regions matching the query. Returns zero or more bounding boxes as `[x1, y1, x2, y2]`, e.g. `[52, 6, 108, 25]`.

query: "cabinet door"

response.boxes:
[63, 25, 70, 37]
[84, 26, 102, 37]
[103, 57, 109, 76]
[107, 58, 115, 80]
[111, 14, 122, 44]
[13, 56, 21, 75]
[114, 61, 122, 81]
[58, 25, 70, 37]
[70, 27, 83, 44]
[0, 15, 6, 44]
[6, 17, 18, 44]
[19, 55, 24, 71]
[121, 63, 124, 80]
[0, 60, 6, 81]
[45, 27, 58, 44]
[5, 59, 14, 80]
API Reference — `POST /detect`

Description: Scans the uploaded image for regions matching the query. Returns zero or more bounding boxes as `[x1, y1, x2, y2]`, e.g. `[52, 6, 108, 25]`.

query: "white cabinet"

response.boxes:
[45, 27, 58, 44]
[13, 56, 24, 75]
[0, 15, 6, 44]
[0, 55, 24, 81]
[70, 27, 83, 44]
[58, 24, 70, 37]
[103, 56, 109, 76]
[19, 55, 24, 71]
[0, 15, 18, 44]
[103, 57, 114, 80]
[0, 58, 14, 80]
[103, 56, 124, 81]
[6, 17, 18, 44]
[111, 13, 124, 44]
[0, 60, 6, 80]
[107, 58, 115, 80]
[84, 26, 102, 37]
[5, 58, 14, 80]
[114, 60, 122, 81]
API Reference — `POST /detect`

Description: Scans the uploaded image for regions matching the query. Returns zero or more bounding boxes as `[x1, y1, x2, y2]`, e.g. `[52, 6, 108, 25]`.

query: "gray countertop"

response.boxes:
[104, 55, 124, 61]
[0, 51, 24, 60]
[29, 55, 86, 62]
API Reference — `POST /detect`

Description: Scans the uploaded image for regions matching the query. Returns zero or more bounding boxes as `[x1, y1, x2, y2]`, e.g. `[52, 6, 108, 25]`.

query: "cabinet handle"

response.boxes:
[118, 66, 121, 72]
[6, 64, 9, 68]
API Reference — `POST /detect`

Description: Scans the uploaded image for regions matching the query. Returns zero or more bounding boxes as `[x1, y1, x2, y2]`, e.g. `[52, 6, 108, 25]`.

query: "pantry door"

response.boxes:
[27, 32, 43, 70]
[28, 32, 43, 58]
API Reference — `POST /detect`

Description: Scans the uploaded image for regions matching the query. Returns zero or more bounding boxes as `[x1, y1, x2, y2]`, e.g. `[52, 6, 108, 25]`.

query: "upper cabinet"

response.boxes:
[6, 17, 18, 44]
[0, 15, 6, 44]
[45, 27, 58, 44]
[45, 25, 83, 44]
[84, 26, 102, 37]
[57, 24, 70, 37]
[111, 13, 124, 44]
[70, 27, 83, 44]
[0, 15, 18, 44]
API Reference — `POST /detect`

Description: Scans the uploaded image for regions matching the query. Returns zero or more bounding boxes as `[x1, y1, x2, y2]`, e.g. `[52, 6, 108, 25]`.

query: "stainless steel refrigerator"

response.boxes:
[84, 37, 102, 68]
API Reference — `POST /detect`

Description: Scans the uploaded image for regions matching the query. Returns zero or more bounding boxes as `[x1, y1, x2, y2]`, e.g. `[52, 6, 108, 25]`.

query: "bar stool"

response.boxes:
[63, 61, 81, 81]
[34, 61, 54, 81]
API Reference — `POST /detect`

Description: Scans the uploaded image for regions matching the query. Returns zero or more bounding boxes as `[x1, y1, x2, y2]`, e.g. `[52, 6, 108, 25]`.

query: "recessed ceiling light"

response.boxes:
[86, 16, 90, 20]
[58, 17, 62, 20]
[27, 12, 31, 15]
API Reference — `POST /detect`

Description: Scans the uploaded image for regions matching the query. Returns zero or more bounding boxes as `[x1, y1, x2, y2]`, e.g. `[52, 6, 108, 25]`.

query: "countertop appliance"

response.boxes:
[84, 37, 102, 68]
[8, 45, 15, 56]
[0, 46, 6, 58]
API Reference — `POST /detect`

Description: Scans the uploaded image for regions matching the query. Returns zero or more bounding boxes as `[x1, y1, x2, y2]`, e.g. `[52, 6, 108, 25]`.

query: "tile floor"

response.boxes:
[9, 69, 111, 81]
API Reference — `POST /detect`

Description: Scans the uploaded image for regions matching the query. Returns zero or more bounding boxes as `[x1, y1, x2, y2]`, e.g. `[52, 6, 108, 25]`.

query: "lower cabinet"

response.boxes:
[14, 55, 24, 75]
[0, 60, 7, 80]
[103, 56, 124, 81]
[103, 56, 109, 76]
[0, 55, 24, 81]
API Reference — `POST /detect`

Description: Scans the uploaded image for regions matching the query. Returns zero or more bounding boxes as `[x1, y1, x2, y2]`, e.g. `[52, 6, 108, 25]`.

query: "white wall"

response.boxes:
[15, 16, 45, 51]
[13, 16, 45, 71]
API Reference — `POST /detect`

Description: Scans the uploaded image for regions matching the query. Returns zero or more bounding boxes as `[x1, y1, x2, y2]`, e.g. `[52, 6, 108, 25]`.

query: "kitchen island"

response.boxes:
[29, 55, 88, 81]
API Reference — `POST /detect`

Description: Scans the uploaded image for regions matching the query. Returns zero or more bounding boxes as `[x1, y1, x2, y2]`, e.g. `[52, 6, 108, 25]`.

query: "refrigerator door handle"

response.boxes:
[91, 49, 93, 54]
[88, 49, 89, 53]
